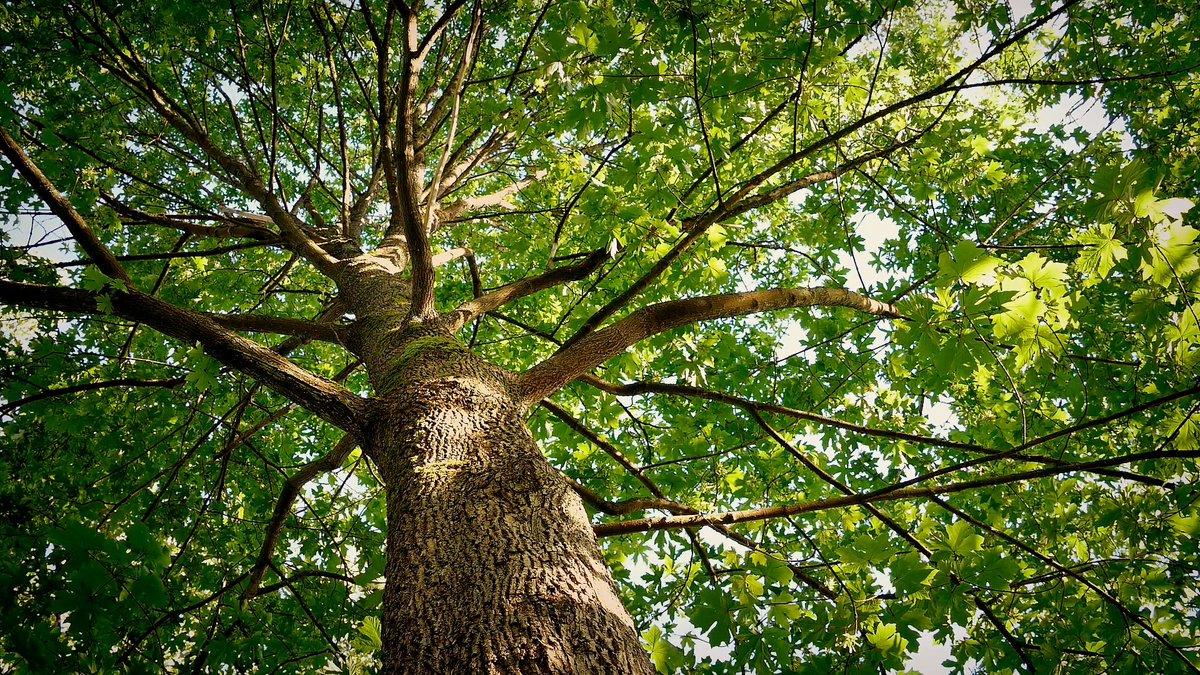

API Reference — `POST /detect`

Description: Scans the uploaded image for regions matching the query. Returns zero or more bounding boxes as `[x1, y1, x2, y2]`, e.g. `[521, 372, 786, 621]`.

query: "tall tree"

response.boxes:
[1, 0, 1198, 672]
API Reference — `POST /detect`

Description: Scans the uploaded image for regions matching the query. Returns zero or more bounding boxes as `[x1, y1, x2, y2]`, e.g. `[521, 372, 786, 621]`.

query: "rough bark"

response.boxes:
[336, 256, 653, 674]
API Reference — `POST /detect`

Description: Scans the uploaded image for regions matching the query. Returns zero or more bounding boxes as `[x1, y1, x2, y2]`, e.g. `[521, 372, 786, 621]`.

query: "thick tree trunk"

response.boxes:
[356, 320, 654, 674]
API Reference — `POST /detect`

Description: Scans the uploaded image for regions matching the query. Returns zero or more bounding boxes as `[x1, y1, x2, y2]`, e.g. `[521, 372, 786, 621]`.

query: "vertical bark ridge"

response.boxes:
[365, 342, 654, 674]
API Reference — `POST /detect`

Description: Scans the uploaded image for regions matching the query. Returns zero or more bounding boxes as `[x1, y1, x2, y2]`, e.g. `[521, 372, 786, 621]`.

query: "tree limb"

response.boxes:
[437, 171, 545, 222]
[448, 248, 609, 331]
[519, 287, 901, 405]
[243, 434, 359, 601]
[0, 378, 183, 416]
[581, 375, 1168, 487]
[0, 125, 131, 284]
[543, 400, 838, 600]
[594, 448, 1200, 537]
[0, 279, 364, 433]
[206, 313, 347, 342]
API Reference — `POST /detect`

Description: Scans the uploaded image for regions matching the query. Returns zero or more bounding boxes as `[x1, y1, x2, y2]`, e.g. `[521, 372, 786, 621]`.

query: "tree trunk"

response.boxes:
[357, 322, 655, 674]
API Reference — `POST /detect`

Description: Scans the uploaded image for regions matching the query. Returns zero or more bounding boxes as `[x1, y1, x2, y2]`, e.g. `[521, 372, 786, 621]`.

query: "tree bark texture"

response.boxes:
[358, 323, 654, 674]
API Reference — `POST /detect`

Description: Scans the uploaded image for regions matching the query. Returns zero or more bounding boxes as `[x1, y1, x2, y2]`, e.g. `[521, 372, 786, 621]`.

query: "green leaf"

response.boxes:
[1141, 221, 1200, 287]
[130, 573, 168, 608]
[965, 551, 1021, 589]
[938, 240, 1002, 285]
[867, 622, 909, 655]
[1073, 223, 1128, 287]
[943, 521, 984, 556]
[890, 552, 935, 594]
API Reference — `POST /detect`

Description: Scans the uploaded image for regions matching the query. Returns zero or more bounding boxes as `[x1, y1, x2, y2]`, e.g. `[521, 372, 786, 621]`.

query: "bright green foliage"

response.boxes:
[2, 0, 1200, 673]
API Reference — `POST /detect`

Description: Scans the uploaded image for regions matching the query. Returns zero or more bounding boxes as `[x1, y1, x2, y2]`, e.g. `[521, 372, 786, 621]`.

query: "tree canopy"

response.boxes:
[1, 0, 1199, 672]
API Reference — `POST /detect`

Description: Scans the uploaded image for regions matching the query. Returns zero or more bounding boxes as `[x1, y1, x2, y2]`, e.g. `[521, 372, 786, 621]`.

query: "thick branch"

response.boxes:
[208, 313, 347, 342]
[437, 172, 544, 222]
[519, 287, 901, 405]
[0, 279, 364, 432]
[379, 13, 436, 318]
[104, 199, 279, 241]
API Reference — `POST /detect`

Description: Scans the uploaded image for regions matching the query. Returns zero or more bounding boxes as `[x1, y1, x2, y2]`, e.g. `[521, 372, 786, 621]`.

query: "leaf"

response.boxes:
[938, 240, 1001, 285]
[943, 521, 984, 556]
[1141, 221, 1200, 287]
[644, 625, 688, 673]
[867, 622, 909, 655]
[690, 588, 734, 645]
[183, 343, 219, 391]
[965, 550, 1021, 589]
[358, 616, 383, 651]
[1015, 252, 1068, 296]
[1073, 223, 1128, 287]
[993, 291, 1046, 340]
[130, 573, 168, 608]
[890, 552, 935, 594]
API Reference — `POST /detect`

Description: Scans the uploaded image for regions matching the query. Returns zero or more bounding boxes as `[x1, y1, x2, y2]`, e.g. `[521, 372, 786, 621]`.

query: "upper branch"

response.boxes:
[0, 125, 131, 285]
[448, 248, 609, 331]
[377, 10, 438, 318]
[70, 7, 342, 276]
[436, 170, 544, 223]
[517, 287, 901, 405]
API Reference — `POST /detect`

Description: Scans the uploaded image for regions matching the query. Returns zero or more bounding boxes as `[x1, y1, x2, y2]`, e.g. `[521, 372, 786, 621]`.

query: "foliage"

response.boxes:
[1, 0, 1199, 672]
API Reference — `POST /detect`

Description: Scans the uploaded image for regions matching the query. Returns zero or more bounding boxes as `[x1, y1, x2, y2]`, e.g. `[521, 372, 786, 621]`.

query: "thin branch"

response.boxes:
[930, 496, 1200, 673]
[0, 378, 183, 416]
[422, 0, 483, 235]
[243, 434, 359, 601]
[449, 248, 609, 330]
[543, 400, 838, 600]
[594, 447, 1200, 537]
[563, 475, 693, 516]
[582, 375, 1168, 487]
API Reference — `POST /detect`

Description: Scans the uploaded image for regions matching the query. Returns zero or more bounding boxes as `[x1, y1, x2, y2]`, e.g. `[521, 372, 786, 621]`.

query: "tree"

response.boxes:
[1, 0, 1198, 671]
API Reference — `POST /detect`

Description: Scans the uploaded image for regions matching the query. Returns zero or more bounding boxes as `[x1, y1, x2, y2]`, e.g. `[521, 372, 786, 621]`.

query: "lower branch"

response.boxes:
[0, 278, 364, 433]
[544, 400, 838, 600]
[593, 448, 1200, 537]
[243, 434, 359, 601]
[0, 377, 183, 416]
[931, 496, 1200, 673]
[583, 375, 1167, 486]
